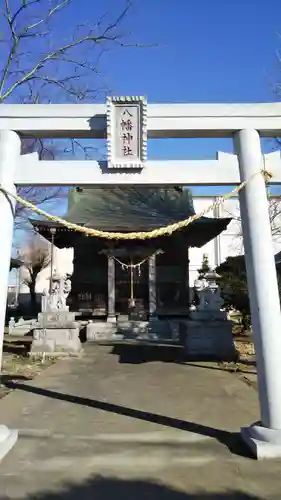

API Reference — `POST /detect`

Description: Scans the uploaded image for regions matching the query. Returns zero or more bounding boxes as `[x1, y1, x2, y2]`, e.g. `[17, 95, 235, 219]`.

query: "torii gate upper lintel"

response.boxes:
[1, 101, 281, 138]
[0, 99, 281, 460]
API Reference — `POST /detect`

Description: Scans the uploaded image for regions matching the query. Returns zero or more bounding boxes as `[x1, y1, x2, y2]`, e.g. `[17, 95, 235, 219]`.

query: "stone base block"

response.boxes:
[147, 318, 180, 342]
[107, 315, 117, 324]
[31, 327, 82, 356]
[241, 424, 281, 459]
[0, 425, 18, 461]
[86, 322, 117, 341]
[37, 311, 76, 329]
[184, 320, 236, 360]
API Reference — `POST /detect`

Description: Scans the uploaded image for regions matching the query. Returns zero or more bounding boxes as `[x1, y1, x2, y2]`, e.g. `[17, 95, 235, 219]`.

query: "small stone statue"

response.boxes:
[194, 270, 224, 312]
[194, 277, 208, 309]
[57, 275, 72, 310]
[42, 274, 72, 312]
[41, 288, 49, 312]
[50, 278, 60, 310]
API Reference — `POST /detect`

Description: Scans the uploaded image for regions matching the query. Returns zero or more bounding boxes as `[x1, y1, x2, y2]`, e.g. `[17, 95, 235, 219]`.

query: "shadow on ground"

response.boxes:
[109, 345, 256, 376]
[3, 380, 252, 459]
[0, 374, 31, 383]
[111, 344, 184, 364]
[3, 338, 32, 356]
[0, 477, 264, 500]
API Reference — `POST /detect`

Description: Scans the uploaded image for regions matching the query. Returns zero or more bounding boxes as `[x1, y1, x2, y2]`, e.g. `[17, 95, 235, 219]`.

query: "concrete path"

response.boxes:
[0, 344, 280, 499]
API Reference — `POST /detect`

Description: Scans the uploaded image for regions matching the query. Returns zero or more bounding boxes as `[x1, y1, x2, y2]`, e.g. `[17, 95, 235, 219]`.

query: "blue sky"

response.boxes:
[41, 0, 281, 195]
[54, 0, 281, 161]
[3, 0, 281, 237]
[2, 0, 281, 160]
[7, 0, 281, 269]
[77, 0, 281, 103]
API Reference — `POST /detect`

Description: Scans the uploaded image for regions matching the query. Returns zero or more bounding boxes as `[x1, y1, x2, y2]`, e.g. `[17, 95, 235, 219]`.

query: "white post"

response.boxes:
[0, 130, 20, 459]
[49, 228, 57, 294]
[234, 129, 281, 459]
[213, 200, 222, 267]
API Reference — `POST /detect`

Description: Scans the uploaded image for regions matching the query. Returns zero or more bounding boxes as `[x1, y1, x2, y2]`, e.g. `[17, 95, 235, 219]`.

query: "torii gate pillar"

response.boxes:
[0, 130, 20, 458]
[235, 129, 281, 458]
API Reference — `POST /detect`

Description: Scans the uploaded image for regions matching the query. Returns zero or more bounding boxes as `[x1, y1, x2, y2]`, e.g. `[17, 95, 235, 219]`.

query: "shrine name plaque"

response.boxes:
[107, 96, 147, 169]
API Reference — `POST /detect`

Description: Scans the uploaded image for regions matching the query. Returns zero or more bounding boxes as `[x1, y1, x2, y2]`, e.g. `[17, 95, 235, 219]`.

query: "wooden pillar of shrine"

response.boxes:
[177, 246, 190, 309]
[185, 249, 191, 306]
[107, 255, 116, 322]
[148, 254, 157, 316]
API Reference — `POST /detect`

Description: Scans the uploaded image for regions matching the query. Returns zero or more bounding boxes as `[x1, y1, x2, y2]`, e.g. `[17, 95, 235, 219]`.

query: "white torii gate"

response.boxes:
[1, 101, 281, 460]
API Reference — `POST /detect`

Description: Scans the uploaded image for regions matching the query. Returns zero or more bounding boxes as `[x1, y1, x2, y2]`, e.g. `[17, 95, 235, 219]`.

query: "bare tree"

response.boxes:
[0, 0, 138, 229]
[20, 238, 51, 311]
[15, 184, 66, 230]
[0, 0, 134, 104]
[267, 197, 281, 241]
[15, 138, 67, 229]
[224, 195, 281, 247]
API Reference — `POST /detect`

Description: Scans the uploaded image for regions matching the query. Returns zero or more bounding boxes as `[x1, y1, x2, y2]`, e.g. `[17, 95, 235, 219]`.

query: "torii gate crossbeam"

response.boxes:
[14, 151, 281, 186]
[1, 102, 281, 137]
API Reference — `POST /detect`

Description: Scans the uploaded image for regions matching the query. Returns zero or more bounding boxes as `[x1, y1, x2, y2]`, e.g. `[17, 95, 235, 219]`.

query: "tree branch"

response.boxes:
[0, 0, 150, 231]
[0, 0, 134, 101]
[231, 196, 281, 241]
[10, 0, 41, 26]
[21, 0, 69, 34]
[0, 0, 20, 94]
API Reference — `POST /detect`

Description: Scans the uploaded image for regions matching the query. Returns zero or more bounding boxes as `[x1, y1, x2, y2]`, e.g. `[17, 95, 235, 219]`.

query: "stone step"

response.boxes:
[86, 319, 181, 344]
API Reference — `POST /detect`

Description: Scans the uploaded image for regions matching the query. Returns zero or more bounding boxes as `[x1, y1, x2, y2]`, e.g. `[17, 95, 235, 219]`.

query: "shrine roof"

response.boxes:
[10, 258, 23, 270]
[30, 187, 231, 248]
[66, 187, 197, 231]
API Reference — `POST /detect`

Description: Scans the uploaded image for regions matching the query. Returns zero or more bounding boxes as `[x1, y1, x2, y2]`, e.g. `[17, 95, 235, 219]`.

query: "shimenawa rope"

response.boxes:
[0, 169, 272, 241]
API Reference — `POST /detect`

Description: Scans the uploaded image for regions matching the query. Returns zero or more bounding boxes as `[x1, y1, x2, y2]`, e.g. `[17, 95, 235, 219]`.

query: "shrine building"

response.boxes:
[31, 186, 231, 320]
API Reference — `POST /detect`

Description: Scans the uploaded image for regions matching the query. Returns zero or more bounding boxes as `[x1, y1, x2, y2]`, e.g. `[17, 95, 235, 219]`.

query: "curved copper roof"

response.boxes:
[30, 187, 231, 248]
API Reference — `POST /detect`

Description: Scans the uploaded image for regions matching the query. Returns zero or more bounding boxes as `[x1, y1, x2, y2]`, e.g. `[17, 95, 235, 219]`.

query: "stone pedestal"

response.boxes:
[190, 309, 227, 321]
[86, 321, 118, 341]
[31, 311, 82, 357]
[184, 318, 236, 361]
[37, 311, 76, 328]
[186, 273, 236, 360]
